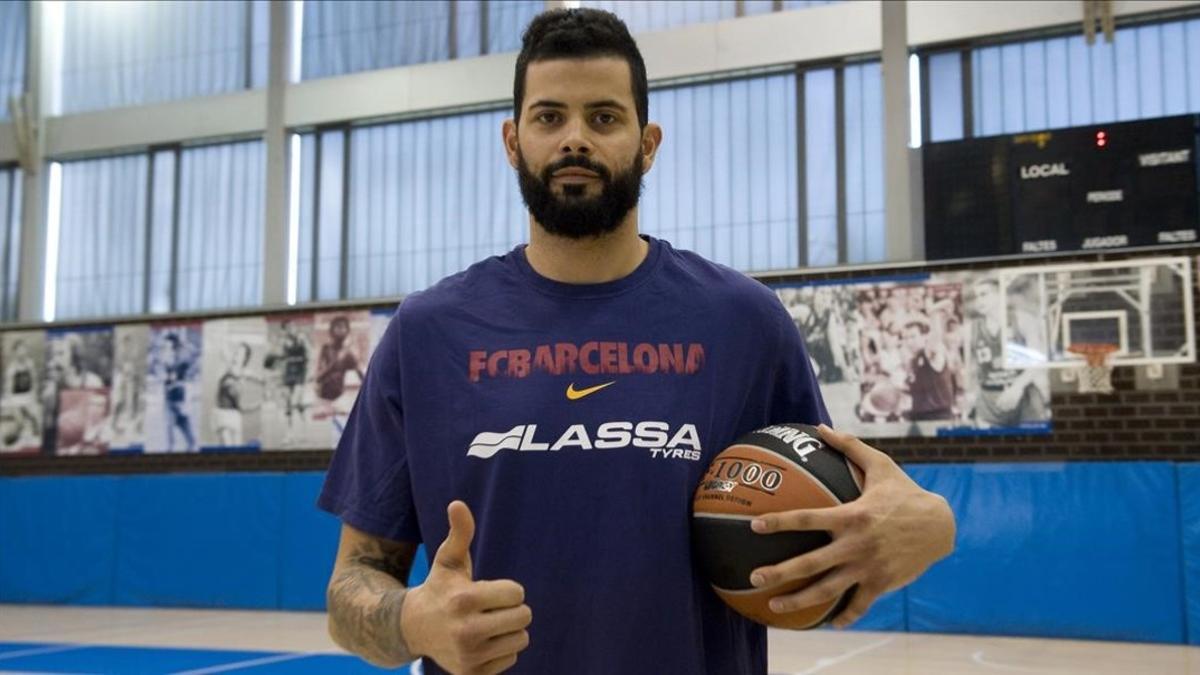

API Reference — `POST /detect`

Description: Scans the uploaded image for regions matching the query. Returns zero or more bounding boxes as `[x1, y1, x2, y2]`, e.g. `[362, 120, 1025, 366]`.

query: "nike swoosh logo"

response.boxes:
[566, 381, 615, 400]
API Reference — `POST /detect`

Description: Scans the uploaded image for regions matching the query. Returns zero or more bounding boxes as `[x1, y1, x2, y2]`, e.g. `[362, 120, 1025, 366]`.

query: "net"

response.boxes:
[1067, 343, 1119, 394]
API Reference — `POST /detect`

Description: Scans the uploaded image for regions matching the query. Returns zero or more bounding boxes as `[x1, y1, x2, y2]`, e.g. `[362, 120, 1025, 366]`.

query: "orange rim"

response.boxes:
[1067, 343, 1119, 368]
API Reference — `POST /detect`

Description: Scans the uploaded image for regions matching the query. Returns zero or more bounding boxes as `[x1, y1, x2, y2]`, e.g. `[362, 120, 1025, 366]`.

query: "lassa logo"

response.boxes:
[467, 421, 702, 461]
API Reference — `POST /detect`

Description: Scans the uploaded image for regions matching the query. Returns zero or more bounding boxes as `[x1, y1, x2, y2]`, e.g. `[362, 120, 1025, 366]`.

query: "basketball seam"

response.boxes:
[728, 443, 844, 505]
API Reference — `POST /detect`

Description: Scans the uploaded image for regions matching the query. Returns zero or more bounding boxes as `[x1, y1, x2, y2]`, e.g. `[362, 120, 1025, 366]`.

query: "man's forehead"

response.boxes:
[523, 56, 635, 104]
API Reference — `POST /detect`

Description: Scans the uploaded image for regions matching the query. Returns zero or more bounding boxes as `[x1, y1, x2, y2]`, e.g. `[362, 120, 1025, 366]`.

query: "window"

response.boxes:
[926, 17, 1200, 140]
[174, 141, 266, 311]
[54, 155, 149, 319]
[0, 1, 27, 122]
[0, 166, 21, 321]
[783, 0, 840, 8]
[302, 1, 451, 79]
[297, 62, 894, 295]
[926, 51, 964, 142]
[642, 74, 799, 271]
[581, 1, 737, 34]
[455, 1, 544, 58]
[347, 111, 526, 298]
[805, 68, 838, 267]
[843, 62, 884, 264]
[57, 0, 268, 114]
[295, 129, 347, 302]
[301, 0, 541, 79]
[51, 141, 264, 321]
[295, 109, 526, 301]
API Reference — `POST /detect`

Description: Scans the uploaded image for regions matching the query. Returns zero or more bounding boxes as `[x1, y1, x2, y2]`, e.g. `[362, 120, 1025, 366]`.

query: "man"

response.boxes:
[42, 333, 105, 454]
[901, 318, 955, 422]
[315, 315, 366, 434]
[2, 339, 41, 450]
[109, 332, 146, 447]
[213, 342, 260, 447]
[160, 332, 197, 453]
[319, 9, 955, 674]
[965, 277, 1049, 428]
[268, 319, 310, 446]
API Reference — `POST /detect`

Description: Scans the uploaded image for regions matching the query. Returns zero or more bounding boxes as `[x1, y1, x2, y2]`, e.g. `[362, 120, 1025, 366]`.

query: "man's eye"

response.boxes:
[595, 112, 616, 124]
[537, 112, 559, 124]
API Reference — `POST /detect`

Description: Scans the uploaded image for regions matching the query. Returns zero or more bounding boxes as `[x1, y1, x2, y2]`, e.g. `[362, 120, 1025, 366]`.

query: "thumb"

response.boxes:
[431, 500, 475, 578]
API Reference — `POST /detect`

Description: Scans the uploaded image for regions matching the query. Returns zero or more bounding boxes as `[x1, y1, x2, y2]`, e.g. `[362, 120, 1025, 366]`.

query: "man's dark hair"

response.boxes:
[514, 9, 648, 128]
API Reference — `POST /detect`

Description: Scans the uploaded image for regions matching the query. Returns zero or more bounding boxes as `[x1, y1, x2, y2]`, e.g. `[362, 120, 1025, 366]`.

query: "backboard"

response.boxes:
[999, 257, 1194, 369]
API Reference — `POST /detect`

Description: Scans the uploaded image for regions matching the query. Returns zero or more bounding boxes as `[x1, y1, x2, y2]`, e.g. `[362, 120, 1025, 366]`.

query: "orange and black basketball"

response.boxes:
[692, 423, 863, 629]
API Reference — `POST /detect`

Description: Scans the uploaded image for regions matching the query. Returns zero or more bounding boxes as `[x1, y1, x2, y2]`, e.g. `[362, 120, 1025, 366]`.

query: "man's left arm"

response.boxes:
[748, 425, 956, 628]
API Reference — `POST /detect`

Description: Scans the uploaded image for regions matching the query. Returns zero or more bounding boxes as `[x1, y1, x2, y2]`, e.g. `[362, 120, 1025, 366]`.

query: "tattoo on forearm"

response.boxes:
[327, 538, 417, 667]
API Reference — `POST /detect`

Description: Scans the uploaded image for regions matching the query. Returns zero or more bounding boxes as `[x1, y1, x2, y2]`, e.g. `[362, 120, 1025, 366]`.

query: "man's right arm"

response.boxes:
[326, 503, 532, 674]
[326, 523, 418, 668]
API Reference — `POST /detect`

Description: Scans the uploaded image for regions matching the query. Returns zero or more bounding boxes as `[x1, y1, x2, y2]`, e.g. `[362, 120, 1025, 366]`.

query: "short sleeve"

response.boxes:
[768, 302, 834, 427]
[317, 310, 422, 543]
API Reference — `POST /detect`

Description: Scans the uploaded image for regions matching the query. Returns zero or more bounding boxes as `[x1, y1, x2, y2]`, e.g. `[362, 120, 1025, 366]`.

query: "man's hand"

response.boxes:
[402, 501, 532, 674]
[747, 425, 956, 629]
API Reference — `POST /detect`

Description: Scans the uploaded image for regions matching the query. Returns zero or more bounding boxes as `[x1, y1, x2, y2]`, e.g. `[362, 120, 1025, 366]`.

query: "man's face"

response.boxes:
[49, 341, 71, 371]
[973, 282, 999, 316]
[904, 325, 925, 352]
[331, 319, 349, 340]
[504, 57, 660, 239]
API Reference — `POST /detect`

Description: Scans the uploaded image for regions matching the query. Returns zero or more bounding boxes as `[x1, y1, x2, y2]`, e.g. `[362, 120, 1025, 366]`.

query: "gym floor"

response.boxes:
[2, 606, 1196, 674]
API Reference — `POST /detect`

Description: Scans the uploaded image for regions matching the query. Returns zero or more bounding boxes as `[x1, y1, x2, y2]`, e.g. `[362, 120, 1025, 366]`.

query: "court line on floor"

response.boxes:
[0, 644, 91, 662]
[791, 635, 896, 675]
[169, 651, 316, 675]
[971, 650, 1050, 672]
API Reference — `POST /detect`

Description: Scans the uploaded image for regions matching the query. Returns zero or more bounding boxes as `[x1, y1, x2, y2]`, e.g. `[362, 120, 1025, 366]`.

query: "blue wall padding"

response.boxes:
[0, 463, 1194, 646]
[906, 462, 1184, 644]
[0, 476, 120, 605]
[1177, 464, 1200, 646]
[279, 473, 342, 610]
[278, 473, 429, 610]
[113, 474, 284, 608]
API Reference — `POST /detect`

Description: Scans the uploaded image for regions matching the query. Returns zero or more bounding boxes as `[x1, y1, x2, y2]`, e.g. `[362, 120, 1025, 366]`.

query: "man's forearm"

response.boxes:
[326, 547, 416, 667]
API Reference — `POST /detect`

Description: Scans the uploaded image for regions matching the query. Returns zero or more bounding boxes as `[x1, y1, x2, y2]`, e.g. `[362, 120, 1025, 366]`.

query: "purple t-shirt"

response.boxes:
[318, 235, 830, 674]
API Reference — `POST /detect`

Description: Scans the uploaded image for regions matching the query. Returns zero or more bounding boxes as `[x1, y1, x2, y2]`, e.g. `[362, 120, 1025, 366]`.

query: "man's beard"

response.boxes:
[516, 148, 644, 239]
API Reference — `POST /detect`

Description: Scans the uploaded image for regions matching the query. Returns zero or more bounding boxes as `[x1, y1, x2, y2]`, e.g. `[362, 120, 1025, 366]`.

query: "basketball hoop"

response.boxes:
[1067, 343, 1119, 394]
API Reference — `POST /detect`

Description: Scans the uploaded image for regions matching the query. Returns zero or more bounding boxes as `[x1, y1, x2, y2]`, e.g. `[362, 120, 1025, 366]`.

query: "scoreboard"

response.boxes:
[923, 114, 1199, 261]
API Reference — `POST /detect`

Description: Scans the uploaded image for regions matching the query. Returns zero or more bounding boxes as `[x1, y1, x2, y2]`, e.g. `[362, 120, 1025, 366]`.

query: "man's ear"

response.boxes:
[502, 118, 519, 170]
[640, 122, 663, 174]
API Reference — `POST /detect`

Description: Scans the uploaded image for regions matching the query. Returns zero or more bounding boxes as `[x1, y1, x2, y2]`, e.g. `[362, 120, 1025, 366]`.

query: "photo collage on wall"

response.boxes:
[0, 304, 398, 457]
[0, 262, 1065, 457]
[774, 270, 1053, 438]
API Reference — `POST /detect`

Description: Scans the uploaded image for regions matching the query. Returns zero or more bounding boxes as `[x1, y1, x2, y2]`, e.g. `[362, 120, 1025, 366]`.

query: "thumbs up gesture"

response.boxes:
[401, 501, 532, 674]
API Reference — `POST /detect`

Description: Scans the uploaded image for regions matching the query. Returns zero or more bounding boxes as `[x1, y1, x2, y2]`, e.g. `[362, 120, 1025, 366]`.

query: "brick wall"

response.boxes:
[2, 246, 1197, 476]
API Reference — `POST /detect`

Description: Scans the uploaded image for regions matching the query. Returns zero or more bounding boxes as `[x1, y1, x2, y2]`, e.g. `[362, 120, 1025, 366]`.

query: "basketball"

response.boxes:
[692, 423, 863, 629]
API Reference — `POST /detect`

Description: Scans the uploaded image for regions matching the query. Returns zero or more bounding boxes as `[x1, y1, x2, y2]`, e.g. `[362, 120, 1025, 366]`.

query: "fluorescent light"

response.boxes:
[43, 163, 63, 322]
[287, 134, 301, 306]
[291, 1, 304, 83]
[908, 53, 922, 149]
[563, 0, 582, 7]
